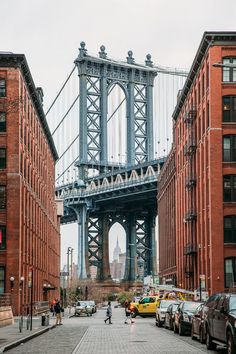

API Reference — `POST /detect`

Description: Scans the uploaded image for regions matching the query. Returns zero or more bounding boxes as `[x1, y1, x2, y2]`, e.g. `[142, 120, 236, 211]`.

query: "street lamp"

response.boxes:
[10, 276, 15, 291]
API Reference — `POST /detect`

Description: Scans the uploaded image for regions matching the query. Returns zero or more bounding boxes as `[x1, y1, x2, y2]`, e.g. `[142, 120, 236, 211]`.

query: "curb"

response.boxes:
[0, 324, 57, 353]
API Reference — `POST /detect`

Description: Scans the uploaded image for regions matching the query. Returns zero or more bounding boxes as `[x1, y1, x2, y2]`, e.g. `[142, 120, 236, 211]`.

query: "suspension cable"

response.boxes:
[56, 154, 80, 182]
[57, 133, 80, 162]
[107, 98, 125, 123]
[52, 93, 80, 135]
[45, 65, 76, 116]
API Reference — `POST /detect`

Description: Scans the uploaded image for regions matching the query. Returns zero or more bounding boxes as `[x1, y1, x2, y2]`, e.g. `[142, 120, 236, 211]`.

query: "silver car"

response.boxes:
[75, 301, 93, 316]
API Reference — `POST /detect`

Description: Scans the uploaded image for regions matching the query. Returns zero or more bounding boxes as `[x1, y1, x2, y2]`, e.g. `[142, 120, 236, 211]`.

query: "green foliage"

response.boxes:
[107, 293, 117, 301]
[116, 291, 134, 306]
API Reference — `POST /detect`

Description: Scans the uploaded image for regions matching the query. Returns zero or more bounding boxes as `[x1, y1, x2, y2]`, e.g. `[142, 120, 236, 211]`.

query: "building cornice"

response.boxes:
[172, 31, 236, 121]
[0, 53, 58, 161]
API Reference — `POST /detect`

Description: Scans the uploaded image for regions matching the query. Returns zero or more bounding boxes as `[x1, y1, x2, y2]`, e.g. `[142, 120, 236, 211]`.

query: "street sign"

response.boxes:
[60, 271, 69, 276]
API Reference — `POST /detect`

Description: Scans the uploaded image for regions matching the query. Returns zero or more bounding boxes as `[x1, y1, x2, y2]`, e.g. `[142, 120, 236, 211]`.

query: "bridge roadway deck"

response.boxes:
[6, 305, 222, 354]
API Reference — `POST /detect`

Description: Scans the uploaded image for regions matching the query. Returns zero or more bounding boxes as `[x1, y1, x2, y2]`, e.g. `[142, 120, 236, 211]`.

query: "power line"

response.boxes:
[45, 65, 76, 116]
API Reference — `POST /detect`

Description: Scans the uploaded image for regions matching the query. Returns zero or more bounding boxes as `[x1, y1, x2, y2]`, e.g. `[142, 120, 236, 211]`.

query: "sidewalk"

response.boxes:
[0, 315, 56, 353]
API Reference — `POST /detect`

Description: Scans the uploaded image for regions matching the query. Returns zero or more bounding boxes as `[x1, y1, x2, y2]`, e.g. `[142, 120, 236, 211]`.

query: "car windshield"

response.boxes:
[77, 301, 86, 306]
[183, 302, 200, 312]
[160, 301, 176, 308]
[172, 303, 179, 311]
[229, 296, 236, 310]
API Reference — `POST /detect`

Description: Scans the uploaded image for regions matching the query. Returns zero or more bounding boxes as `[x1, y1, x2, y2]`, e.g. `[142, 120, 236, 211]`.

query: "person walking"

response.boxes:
[124, 301, 134, 324]
[104, 301, 112, 324]
[54, 299, 63, 325]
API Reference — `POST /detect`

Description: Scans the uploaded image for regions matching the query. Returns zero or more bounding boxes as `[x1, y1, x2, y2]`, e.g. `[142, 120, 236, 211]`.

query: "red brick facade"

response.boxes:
[0, 54, 60, 314]
[158, 32, 236, 295]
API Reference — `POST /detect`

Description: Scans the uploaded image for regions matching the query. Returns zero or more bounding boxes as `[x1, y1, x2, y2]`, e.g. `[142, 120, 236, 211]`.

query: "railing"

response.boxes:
[184, 108, 197, 124]
[185, 178, 196, 189]
[34, 301, 49, 315]
[184, 243, 197, 255]
[184, 142, 197, 156]
[62, 174, 158, 200]
[184, 211, 197, 222]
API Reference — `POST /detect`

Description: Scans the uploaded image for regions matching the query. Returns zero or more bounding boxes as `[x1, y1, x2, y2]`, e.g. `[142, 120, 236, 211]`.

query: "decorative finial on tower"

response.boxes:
[99, 45, 107, 59]
[127, 50, 135, 64]
[79, 41, 87, 58]
[145, 53, 153, 67]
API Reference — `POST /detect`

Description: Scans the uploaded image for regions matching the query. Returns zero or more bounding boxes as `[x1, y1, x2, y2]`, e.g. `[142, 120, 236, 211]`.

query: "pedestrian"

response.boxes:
[54, 299, 63, 325]
[104, 301, 112, 324]
[124, 301, 134, 324]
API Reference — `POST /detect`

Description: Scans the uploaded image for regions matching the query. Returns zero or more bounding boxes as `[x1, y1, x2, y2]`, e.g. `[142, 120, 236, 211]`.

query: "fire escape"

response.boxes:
[183, 107, 197, 286]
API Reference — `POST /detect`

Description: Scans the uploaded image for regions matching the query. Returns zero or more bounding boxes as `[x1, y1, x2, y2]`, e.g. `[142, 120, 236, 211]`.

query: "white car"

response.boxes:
[156, 300, 178, 327]
[75, 301, 93, 316]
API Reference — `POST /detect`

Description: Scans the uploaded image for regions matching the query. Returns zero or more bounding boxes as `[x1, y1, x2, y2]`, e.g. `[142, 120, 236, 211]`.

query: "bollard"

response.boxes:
[41, 313, 46, 326]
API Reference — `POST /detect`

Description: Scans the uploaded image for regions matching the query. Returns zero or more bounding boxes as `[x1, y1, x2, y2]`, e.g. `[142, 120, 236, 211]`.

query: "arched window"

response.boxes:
[223, 135, 236, 162]
[223, 175, 236, 202]
[224, 216, 236, 243]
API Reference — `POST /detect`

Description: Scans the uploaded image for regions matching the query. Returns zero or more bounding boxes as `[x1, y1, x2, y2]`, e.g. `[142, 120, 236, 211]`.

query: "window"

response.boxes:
[223, 96, 236, 122]
[0, 113, 6, 132]
[0, 266, 5, 294]
[0, 80, 6, 97]
[225, 258, 236, 288]
[223, 135, 236, 162]
[0, 226, 6, 250]
[0, 186, 6, 209]
[224, 175, 236, 202]
[223, 57, 236, 82]
[0, 148, 6, 169]
[224, 216, 236, 243]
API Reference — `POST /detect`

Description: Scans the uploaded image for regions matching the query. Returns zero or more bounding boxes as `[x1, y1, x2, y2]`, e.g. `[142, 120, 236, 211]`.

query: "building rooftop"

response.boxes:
[172, 31, 236, 121]
[0, 52, 58, 161]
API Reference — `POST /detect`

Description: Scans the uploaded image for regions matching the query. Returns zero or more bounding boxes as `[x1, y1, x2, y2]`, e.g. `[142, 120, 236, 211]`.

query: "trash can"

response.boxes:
[41, 313, 46, 326]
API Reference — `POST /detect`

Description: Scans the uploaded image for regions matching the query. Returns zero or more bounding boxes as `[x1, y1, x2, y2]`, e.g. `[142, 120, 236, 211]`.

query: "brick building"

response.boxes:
[158, 32, 236, 295]
[0, 53, 60, 314]
[158, 148, 176, 285]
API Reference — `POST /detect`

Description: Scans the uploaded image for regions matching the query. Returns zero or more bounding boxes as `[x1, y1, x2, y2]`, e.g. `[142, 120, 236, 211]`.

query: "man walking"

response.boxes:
[104, 301, 112, 324]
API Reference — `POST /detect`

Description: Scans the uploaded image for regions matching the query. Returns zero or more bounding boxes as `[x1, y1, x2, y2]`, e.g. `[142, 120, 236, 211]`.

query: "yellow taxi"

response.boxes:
[131, 296, 160, 317]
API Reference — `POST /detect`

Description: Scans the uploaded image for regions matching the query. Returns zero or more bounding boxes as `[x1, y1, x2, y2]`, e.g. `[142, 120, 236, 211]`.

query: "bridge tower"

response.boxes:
[70, 42, 158, 281]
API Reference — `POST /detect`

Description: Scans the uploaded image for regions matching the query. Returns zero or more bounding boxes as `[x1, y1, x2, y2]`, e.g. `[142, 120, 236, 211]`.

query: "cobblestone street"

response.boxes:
[6, 306, 227, 354]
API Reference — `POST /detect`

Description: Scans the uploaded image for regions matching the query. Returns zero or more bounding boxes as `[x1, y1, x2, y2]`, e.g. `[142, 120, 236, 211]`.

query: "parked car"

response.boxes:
[191, 303, 205, 343]
[75, 301, 93, 316]
[89, 301, 97, 313]
[204, 293, 236, 353]
[164, 302, 180, 330]
[131, 296, 160, 317]
[174, 301, 202, 336]
[156, 300, 179, 327]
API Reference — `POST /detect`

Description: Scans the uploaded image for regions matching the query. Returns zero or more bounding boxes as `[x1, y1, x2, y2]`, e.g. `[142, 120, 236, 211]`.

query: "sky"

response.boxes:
[1, 0, 236, 267]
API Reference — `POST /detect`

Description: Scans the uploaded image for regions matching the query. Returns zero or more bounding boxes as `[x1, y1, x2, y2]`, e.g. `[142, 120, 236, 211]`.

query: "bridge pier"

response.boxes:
[72, 204, 88, 279]
[124, 214, 136, 281]
[97, 214, 110, 281]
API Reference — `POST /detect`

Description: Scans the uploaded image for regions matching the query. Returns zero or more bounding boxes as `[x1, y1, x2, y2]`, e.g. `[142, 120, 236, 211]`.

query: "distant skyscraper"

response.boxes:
[113, 237, 121, 261]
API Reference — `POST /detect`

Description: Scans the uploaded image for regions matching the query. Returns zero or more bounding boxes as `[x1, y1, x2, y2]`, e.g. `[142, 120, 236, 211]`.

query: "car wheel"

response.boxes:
[199, 326, 205, 344]
[179, 322, 184, 336]
[173, 322, 178, 333]
[227, 330, 236, 354]
[206, 326, 216, 350]
[157, 316, 162, 328]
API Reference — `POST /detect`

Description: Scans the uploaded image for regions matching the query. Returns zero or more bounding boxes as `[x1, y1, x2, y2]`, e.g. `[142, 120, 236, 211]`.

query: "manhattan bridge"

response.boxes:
[47, 42, 188, 283]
